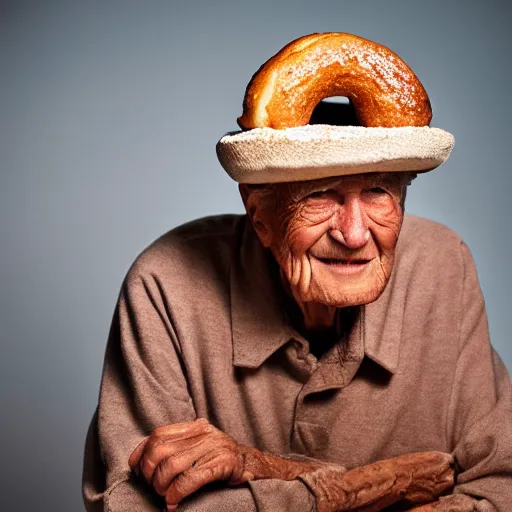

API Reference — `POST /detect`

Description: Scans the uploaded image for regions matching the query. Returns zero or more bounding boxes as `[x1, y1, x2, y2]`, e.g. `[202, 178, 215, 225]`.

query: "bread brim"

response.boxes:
[216, 125, 454, 184]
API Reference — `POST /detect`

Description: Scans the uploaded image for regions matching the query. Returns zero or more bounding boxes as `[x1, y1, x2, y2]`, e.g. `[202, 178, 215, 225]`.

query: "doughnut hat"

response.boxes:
[216, 32, 454, 184]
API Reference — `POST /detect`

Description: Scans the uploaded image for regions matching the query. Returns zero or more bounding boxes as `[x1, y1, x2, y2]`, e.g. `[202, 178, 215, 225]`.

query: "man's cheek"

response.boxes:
[284, 226, 323, 257]
[368, 205, 403, 244]
[367, 196, 402, 220]
[285, 209, 334, 253]
[280, 252, 312, 290]
[286, 231, 319, 257]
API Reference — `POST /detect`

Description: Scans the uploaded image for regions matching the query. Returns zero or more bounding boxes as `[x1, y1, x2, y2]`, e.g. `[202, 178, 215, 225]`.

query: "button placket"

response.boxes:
[289, 311, 365, 456]
[291, 359, 347, 455]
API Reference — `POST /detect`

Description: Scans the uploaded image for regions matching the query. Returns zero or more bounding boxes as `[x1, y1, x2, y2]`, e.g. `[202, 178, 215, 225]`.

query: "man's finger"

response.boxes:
[129, 419, 211, 482]
[152, 418, 211, 441]
[152, 448, 206, 496]
[165, 466, 225, 510]
[128, 437, 150, 470]
[138, 434, 207, 484]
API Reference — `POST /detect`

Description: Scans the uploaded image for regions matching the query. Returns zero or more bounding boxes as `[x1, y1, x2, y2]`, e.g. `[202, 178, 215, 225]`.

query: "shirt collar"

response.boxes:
[230, 218, 294, 368]
[361, 269, 402, 374]
[230, 216, 401, 373]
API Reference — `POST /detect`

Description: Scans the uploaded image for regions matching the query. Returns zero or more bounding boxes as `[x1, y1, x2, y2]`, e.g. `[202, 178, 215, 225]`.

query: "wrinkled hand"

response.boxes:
[299, 451, 455, 512]
[128, 418, 247, 510]
[128, 418, 330, 510]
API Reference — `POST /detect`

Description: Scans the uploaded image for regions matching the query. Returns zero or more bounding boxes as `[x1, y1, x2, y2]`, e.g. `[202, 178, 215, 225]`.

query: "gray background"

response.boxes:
[1, 1, 510, 511]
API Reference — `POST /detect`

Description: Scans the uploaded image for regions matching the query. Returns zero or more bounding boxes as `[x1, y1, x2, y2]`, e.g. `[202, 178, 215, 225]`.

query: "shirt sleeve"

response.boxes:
[82, 264, 316, 512]
[444, 242, 512, 511]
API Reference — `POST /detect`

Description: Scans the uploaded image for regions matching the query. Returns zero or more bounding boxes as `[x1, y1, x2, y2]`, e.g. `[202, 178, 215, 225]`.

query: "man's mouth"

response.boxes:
[316, 258, 370, 265]
[313, 256, 374, 275]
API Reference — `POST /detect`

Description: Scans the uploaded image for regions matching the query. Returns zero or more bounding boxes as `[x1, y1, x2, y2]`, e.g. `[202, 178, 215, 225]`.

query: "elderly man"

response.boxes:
[83, 34, 512, 511]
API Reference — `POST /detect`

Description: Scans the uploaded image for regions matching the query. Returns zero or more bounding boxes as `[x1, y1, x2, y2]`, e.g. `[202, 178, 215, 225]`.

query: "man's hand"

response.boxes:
[128, 418, 330, 510]
[128, 419, 248, 510]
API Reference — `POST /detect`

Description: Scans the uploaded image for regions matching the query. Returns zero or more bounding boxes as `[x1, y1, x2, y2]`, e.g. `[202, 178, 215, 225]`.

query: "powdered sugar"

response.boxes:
[219, 125, 422, 144]
[278, 39, 419, 110]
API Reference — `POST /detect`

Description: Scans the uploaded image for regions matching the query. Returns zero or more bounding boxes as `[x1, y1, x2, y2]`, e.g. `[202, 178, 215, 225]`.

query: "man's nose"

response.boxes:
[329, 195, 370, 249]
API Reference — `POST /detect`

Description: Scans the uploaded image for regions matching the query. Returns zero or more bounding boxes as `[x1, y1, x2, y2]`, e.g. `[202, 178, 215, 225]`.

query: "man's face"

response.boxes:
[243, 173, 406, 308]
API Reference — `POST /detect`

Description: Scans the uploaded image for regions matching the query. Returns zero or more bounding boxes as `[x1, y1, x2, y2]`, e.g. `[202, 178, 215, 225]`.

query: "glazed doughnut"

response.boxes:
[238, 33, 432, 130]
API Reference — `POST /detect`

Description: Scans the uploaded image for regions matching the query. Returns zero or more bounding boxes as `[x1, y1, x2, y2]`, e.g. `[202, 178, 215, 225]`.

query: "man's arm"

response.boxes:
[429, 242, 512, 511]
[127, 418, 453, 511]
[82, 263, 319, 512]
[403, 242, 512, 512]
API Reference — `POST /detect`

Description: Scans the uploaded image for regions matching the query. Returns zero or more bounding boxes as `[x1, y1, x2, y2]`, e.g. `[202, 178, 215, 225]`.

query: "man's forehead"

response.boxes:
[309, 173, 401, 186]
[285, 172, 404, 195]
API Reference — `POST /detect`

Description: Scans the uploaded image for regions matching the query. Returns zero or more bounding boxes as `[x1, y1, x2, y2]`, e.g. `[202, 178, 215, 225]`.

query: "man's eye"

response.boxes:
[308, 190, 328, 198]
[368, 187, 386, 194]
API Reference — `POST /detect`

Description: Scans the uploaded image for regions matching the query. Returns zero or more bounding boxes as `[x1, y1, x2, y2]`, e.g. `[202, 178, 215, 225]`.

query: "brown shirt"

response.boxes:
[83, 214, 512, 511]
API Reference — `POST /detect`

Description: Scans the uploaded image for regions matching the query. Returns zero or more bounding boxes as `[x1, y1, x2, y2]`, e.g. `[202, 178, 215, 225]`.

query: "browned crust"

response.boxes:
[238, 33, 432, 130]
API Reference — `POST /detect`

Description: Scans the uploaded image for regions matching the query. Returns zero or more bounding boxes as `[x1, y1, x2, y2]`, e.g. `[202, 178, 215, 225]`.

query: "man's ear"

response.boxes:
[238, 184, 273, 248]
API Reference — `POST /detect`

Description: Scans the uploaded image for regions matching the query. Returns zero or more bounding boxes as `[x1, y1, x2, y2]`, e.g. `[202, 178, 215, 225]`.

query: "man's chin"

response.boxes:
[307, 269, 391, 307]
[312, 286, 387, 308]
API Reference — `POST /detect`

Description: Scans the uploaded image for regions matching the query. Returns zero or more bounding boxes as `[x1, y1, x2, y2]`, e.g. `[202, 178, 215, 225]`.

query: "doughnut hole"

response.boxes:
[309, 97, 361, 127]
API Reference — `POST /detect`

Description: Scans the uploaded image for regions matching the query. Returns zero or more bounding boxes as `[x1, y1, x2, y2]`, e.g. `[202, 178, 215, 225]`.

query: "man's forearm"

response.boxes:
[296, 452, 454, 512]
[235, 446, 455, 512]
[237, 444, 342, 482]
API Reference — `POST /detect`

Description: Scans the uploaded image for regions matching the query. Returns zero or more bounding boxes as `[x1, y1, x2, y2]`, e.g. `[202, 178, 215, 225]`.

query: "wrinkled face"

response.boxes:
[242, 173, 407, 308]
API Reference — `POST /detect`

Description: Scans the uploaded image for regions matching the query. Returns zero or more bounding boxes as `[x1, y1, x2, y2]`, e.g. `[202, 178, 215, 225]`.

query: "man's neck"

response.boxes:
[270, 258, 360, 360]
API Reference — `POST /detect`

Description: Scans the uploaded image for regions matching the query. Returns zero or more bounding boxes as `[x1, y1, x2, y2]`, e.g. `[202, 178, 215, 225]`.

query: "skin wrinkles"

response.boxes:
[240, 173, 406, 331]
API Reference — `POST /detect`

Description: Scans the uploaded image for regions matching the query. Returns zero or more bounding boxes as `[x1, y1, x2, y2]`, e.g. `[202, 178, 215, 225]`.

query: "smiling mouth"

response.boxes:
[316, 258, 371, 265]
[313, 256, 374, 275]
